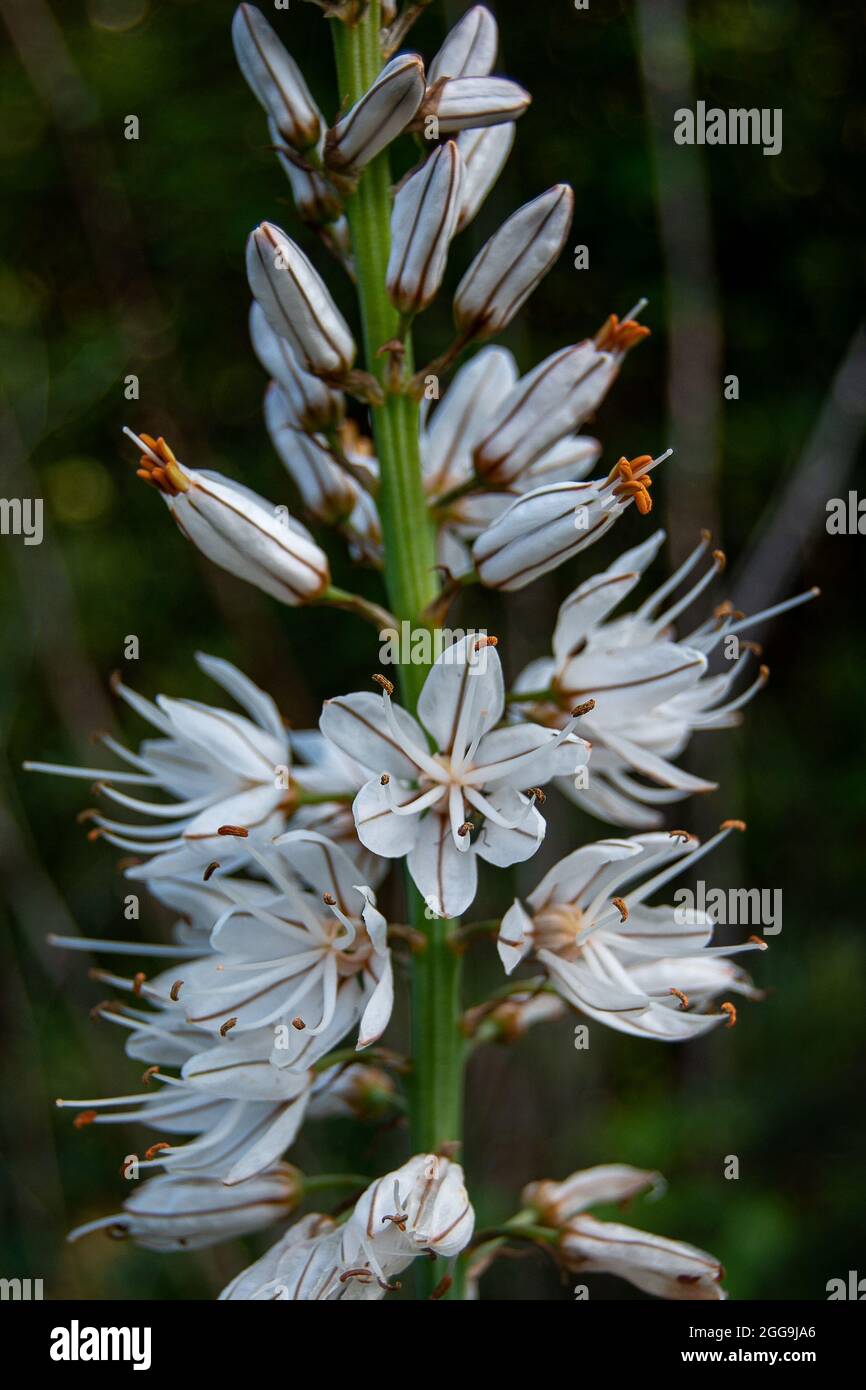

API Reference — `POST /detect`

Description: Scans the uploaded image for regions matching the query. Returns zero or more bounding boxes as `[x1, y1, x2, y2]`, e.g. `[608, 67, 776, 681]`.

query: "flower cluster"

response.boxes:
[27, 2, 816, 1301]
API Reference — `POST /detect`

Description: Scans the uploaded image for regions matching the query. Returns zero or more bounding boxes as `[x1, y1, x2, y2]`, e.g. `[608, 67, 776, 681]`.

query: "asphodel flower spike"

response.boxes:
[453, 185, 574, 342]
[126, 430, 331, 605]
[325, 53, 426, 176]
[29, 0, 813, 1305]
[232, 4, 323, 152]
[246, 221, 356, 378]
[386, 140, 463, 316]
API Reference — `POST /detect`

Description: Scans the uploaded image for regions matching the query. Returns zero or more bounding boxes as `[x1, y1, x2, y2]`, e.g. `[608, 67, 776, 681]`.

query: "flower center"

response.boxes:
[534, 904, 585, 959]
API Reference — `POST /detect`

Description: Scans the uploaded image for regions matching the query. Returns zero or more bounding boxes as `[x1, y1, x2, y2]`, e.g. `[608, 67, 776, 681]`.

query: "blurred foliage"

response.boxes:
[0, 0, 864, 1301]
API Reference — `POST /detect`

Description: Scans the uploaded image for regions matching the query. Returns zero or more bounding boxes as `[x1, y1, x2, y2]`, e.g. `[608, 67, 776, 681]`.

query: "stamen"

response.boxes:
[669, 988, 689, 1011]
[292, 1017, 306, 1030]
[572, 699, 596, 717]
[611, 897, 629, 923]
[371, 673, 394, 696]
[73, 1110, 97, 1129]
[170, 980, 183, 1002]
[218, 825, 249, 838]
[720, 1001, 737, 1028]
[219, 1017, 237, 1036]
[203, 861, 220, 881]
[720, 819, 746, 832]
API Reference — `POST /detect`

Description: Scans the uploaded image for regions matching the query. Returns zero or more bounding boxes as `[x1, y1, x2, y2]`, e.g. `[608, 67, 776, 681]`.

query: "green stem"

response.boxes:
[331, 4, 464, 1299]
[303, 1172, 372, 1194]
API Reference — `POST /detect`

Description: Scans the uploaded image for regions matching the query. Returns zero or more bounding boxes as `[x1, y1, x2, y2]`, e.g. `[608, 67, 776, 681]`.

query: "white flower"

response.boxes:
[231, 4, 322, 151]
[167, 830, 394, 1055]
[498, 825, 766, 1041]
[512, 529, 819, 826]
[126, 430, 331, 605]
[68, 1166, 301, 1252]
[321, 635, 589, 917]
[246, 222, 356, 377]
[521, 1163, 725, 1299]
[453, 185, 574, 341]
[25, 651, 294, 877]
[325, 53, 426, 175]
[220, 1154, 474, 1299]
[473, 450, 668, 591]
[57, 1007, 318, 1186]
[387, 140, 463, 316]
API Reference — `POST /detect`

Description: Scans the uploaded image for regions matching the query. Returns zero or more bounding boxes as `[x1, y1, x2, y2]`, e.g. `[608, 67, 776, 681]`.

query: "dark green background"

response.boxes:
[1, 0, 863, 1299]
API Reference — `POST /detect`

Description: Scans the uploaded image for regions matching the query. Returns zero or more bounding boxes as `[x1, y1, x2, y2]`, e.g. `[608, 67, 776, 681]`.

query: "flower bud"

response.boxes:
[232, 4, 322, 151]
[267, 118, 343, 224]
[523, 1165, 664, 1227]
[428, 5, 498, 83]
[246, 221, 356, 378]
[69, 1166, 301, 1252]
[250, 301, 345, 433]
[325, 54, 426, 175]
[387, 141, 463, 315]
[455, 121, 514, 230]
[559, 1215, 726, 1300]
[472, 470, 645, 591]
[472, 334, 640, 484]
[415, 75, 530, 134]
[264, 382, 357, 523]
[128, 429, 331, 604]
[453, 185, 573, 342]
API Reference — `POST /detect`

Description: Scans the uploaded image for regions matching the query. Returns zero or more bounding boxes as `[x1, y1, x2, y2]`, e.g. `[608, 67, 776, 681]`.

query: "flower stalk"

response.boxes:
[332, 2, 464, 1296]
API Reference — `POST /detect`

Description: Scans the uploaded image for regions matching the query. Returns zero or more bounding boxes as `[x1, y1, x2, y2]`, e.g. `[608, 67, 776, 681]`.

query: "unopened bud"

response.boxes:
[251, 303, 345, 433]
[472, 340, 616, 484]
[454, 122, 515, 230]
[264, 383, 357, 524]
[325, 53, 426, 175]
[414, 75, 530, 135]
[428, 5, 499, 83]
[387, 141, 463, 315]
[454, 185, 573, 342]
[246, 222, 356, 378]
[232, 4, 322, 151]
